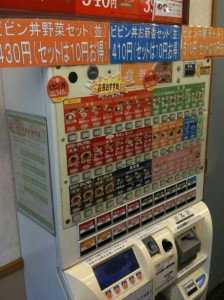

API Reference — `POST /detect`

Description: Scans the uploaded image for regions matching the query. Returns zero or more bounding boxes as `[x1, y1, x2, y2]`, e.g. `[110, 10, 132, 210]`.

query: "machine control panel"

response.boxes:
[104, 270, 144, 300]
[64, 201, 212, 300]
[93, 248, 142, 297]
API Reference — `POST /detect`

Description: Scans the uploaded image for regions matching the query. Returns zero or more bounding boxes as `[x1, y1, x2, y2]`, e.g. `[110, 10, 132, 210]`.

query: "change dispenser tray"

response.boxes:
[175, 228, 201, 267]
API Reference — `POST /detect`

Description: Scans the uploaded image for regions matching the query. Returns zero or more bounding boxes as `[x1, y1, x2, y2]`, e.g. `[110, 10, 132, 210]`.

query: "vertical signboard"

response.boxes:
[7, 111, 55, 234]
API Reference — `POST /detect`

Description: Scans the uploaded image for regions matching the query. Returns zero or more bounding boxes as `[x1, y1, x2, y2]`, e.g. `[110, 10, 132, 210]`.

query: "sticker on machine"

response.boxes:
[80, 237, 97, 256]
[143, 70, 158, 91]
[141, 209, 153, 225]
[155, 254, 176, 289]
[47, 76, 69, 103]
[79, 219, 96, 239]
[153, 204, 165, 219]
[196, 274, 206, 289]
[90, 74, 130, 98]
[165, 199, 176, 213]
[153, 0, 183, 24]
[183, 279, 198, 297]
[113, 222, 127, 240]
[97, 212, 112, 231]
[97, 229, 112, 248]
[196, 62, 212, 77]
[127, 215, 140, 232]
[167, 207, 201, 231]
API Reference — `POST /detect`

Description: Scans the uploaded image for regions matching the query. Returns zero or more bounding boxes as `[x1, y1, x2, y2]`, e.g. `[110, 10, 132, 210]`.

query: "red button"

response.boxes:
[114, 286, 121, 295]
[106, 291, 113, 300]
[129, 276, 135, 285]
[122, 281, 128, 290]
[137, 272, 143, 280]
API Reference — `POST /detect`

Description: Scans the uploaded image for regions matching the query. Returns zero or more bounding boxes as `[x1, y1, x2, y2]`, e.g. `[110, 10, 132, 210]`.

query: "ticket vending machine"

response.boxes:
[2, 54, 212, 300]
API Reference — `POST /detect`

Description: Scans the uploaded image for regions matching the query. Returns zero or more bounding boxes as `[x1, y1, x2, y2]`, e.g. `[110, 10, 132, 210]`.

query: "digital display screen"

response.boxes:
[93, 248, 139, 290]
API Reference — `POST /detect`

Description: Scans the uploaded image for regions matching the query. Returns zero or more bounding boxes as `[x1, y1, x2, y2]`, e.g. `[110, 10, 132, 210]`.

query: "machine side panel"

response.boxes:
[2, 67, 68, 299]
[2, 68, 46, 116]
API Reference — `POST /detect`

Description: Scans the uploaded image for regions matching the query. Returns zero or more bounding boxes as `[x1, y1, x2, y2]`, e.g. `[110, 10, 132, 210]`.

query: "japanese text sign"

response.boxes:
[110, 23, 181, 64]
[75, 0, 154, 21]
[0, 0, 76, 14]
[182, 26, 224, 60]
[1, 0, 182, 25]
[0, 19, 109, 67]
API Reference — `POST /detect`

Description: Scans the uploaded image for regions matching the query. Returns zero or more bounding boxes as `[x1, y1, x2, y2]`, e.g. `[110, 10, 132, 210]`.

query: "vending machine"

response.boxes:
[1, 1, 213, 300]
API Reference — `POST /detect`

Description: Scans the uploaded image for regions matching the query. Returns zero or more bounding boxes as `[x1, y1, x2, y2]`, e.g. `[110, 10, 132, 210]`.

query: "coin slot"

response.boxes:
[68, 72, 78, 84]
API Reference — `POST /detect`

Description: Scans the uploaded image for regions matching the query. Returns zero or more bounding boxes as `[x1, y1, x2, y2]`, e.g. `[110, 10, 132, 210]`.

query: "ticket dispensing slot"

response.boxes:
[156, 202, 212, 300]
[175, 228, 201, 268]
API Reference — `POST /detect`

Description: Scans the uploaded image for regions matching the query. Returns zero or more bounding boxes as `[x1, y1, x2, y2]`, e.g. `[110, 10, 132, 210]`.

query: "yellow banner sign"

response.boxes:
[0, 19, 109, 67]
[182, 26, 224, 60]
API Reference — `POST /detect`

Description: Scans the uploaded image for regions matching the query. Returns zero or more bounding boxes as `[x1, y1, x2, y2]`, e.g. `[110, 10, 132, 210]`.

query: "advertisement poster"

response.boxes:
[75, 0, 154, 21]
[0, 0, 76, 13]
[153, 0, 183, 24]
[1, 1, 182, 24]
[7, 111, 54, 234]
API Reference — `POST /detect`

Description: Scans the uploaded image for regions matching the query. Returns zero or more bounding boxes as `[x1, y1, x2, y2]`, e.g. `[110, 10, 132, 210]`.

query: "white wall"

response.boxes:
[189, 0, 213, 26]
[204, 0, 224, 292]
